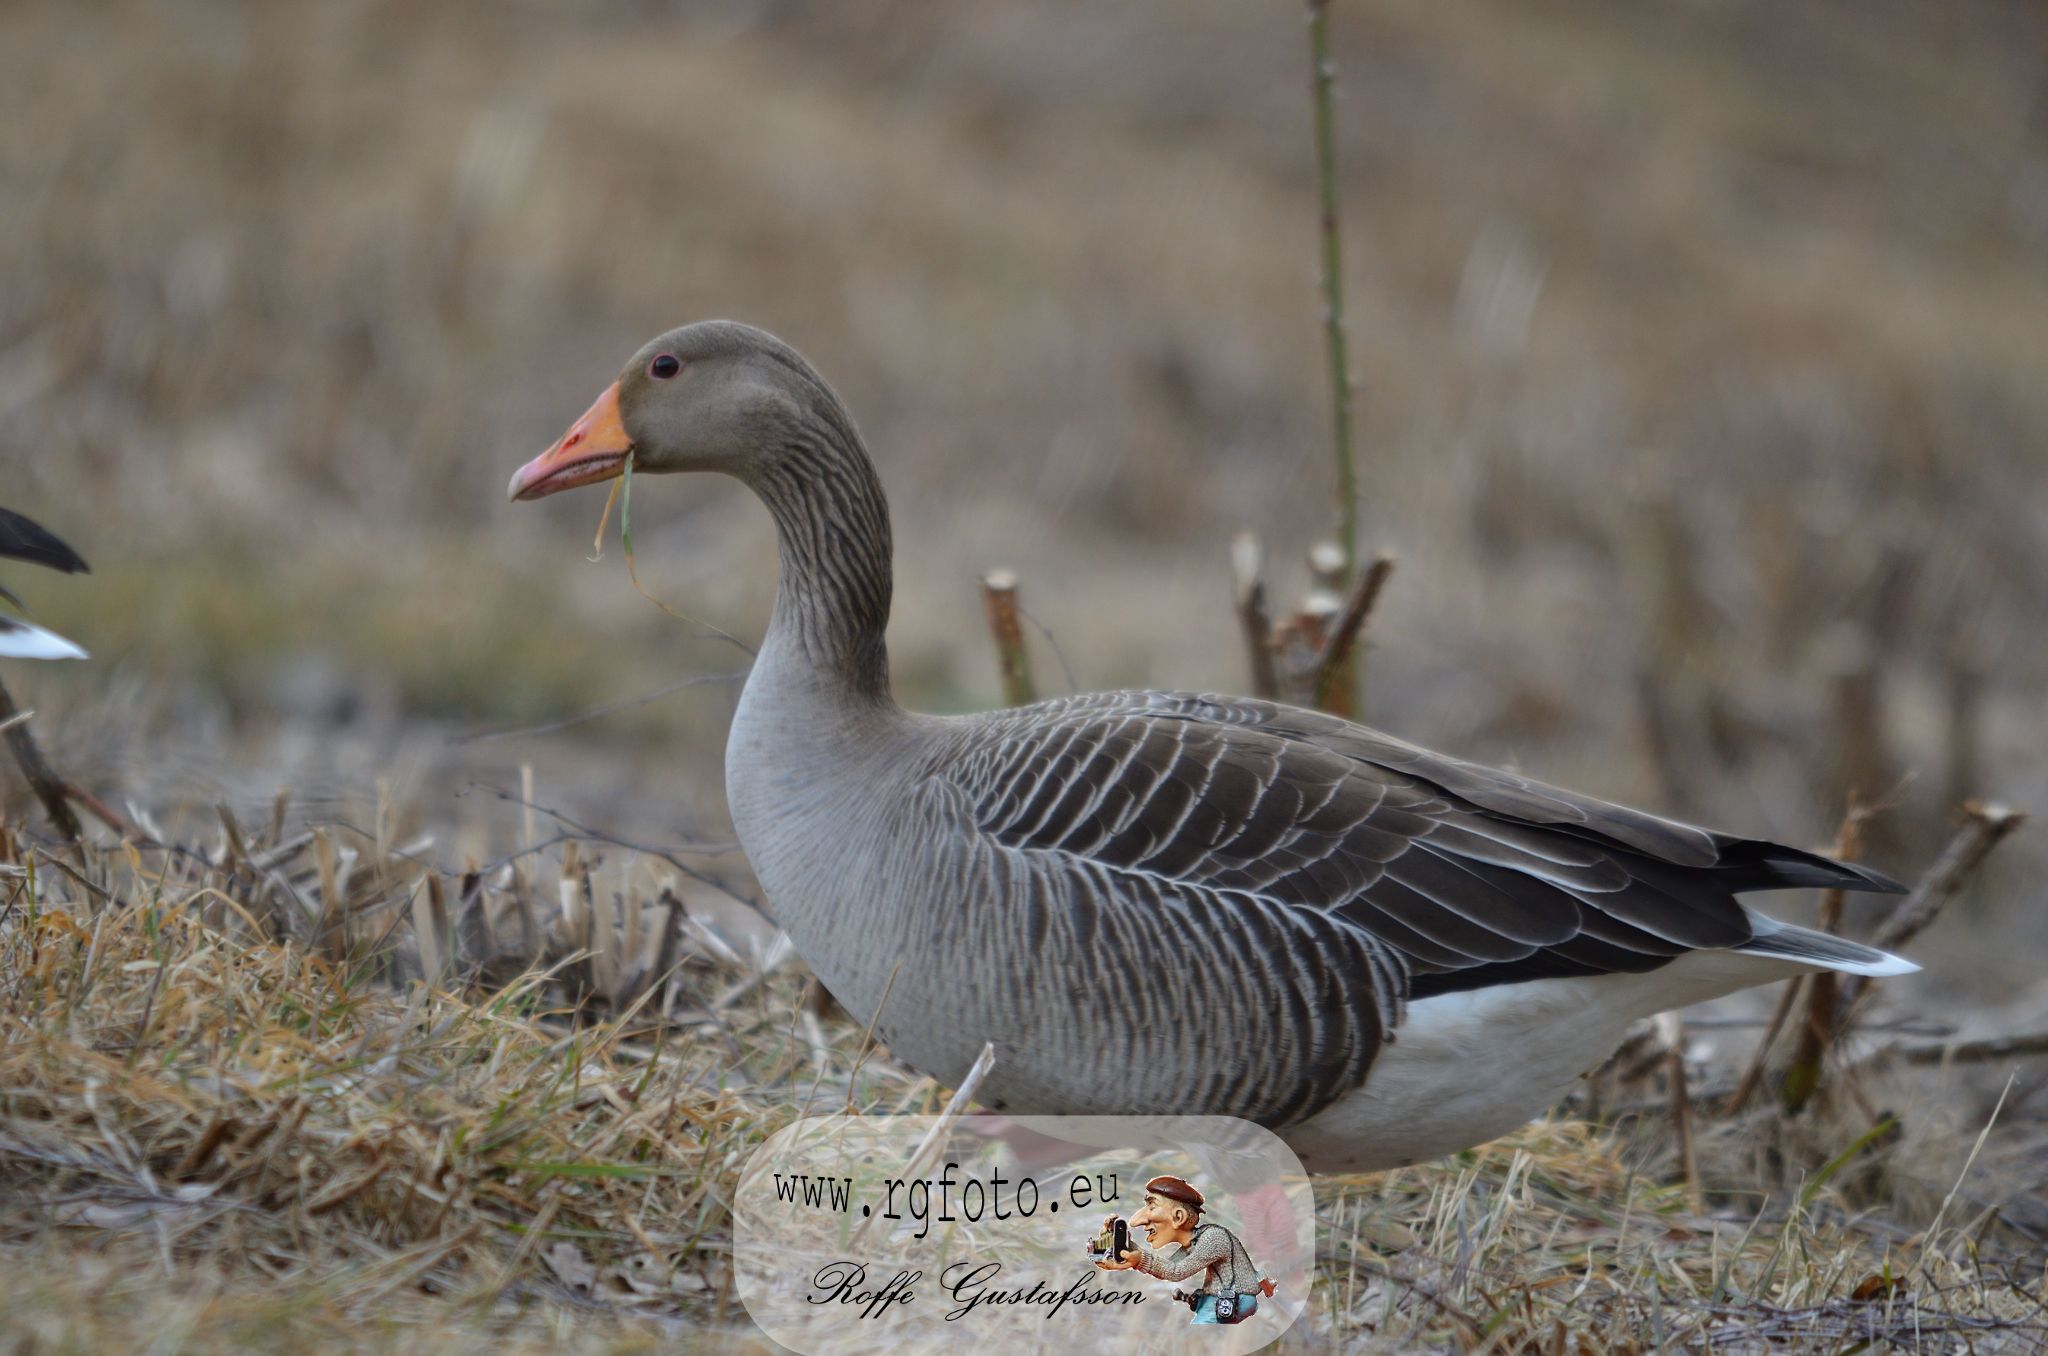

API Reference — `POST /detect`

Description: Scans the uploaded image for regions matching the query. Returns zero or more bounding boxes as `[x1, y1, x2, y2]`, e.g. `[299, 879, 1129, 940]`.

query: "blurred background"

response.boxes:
[2, 0, 2044, 1012]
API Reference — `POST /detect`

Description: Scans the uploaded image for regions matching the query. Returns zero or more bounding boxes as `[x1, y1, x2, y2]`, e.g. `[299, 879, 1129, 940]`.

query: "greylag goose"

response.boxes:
[509, 322, 1915, 1173]
[0, 507, 88, 661]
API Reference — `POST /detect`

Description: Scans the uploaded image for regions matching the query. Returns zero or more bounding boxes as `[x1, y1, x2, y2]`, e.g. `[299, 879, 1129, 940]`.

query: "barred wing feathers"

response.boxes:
[931, 689, 1902, 1030]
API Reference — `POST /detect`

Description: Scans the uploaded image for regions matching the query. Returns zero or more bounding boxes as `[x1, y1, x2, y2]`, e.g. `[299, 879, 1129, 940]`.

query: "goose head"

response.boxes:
[508, 321, 826, 501]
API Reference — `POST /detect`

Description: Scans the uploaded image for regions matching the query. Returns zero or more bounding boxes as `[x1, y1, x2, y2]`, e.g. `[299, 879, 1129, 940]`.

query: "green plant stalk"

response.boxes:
[621, 450, 681, 616]
[621, 450, 636, 559]
[1308, 0, 1359, 580]
[1799, 1115, 1898, 1208]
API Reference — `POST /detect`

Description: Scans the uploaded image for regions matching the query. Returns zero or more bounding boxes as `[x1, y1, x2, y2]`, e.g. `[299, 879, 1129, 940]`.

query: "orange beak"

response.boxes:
[508, 381, 633, 502]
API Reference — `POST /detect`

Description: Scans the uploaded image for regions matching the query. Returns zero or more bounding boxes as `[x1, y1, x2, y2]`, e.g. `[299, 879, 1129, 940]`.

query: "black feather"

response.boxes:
[0, 508, 88, 574]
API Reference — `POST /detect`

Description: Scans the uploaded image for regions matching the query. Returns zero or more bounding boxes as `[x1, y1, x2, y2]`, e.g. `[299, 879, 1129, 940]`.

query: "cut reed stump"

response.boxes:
[1314, 550, 1397, 716]
[979, 569, 1036, 708]
[1232, 535, 1395, 718]
[1232, 532, 1280, 701]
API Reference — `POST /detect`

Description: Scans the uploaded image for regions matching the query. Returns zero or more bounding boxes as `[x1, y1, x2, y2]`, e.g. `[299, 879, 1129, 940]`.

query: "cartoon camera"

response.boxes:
[1087, 1215, 1130, 1263]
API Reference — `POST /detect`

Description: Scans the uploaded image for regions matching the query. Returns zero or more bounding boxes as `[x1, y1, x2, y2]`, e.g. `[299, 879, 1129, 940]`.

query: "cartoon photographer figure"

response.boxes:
[1093, 1174, 1274, 1325]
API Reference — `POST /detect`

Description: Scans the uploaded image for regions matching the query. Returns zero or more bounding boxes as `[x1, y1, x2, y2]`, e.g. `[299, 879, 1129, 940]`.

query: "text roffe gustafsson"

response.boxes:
[807, 1260, 1144, 1321]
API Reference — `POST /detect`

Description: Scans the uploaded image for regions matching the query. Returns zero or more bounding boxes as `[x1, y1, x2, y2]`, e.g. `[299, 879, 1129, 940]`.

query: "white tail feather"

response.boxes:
[0, 618, 87, 661]
[1739, 909, 1920, 978]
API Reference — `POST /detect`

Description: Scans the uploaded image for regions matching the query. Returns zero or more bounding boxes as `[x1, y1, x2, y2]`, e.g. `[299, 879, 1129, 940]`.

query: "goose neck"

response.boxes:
[747, 419, 895, 707]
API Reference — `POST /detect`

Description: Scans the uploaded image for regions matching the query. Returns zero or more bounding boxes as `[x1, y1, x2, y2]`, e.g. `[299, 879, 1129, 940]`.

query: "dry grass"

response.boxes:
[3, 809, 2043, 1353]
[1320, 1121, 2046, 1352]
[0, 815, 845, 1353]
[4, 1, 2047, 1349]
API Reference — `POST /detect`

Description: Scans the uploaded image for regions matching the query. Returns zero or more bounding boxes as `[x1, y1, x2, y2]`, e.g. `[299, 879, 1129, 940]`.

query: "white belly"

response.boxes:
[1284, 950, 1802, 1173]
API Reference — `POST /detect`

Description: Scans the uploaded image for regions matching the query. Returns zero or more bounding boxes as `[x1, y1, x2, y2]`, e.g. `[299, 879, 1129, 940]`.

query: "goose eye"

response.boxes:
[648, 354, 681, 379]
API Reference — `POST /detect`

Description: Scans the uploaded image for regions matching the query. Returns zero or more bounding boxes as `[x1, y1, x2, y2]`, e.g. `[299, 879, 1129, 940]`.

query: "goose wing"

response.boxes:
[0, 509, 88, 660]
[934, 689, 1900, 1006]
[0, 508, 88, 574]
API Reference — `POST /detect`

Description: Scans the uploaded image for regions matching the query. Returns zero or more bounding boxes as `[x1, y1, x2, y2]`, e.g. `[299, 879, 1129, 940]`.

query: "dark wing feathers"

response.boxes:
[1705, 838, 1904, 895]
[943, 689, 1904, 1008]
[0, 508, 88, 575]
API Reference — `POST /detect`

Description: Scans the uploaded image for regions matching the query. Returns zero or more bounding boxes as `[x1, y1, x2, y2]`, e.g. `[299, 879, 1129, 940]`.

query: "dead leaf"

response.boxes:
[542, 1241, 597, 1293]
[1359, 1219, 1417, 1252]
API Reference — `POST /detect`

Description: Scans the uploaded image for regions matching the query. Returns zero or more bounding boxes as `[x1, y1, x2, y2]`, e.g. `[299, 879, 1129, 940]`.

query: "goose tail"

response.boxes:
[1737, 910, 1919, 978]
[0, 615, 88, 661]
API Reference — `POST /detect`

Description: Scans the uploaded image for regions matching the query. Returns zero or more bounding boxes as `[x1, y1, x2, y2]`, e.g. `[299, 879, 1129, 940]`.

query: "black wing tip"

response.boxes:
[1788, 852, 1909, 895]
[1724, 840, 1908, 895]
[1838, 860, 1909, 895]
[0, 508, 89, 575]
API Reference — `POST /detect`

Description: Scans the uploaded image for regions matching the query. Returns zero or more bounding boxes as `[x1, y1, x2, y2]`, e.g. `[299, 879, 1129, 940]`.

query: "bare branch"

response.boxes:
[1839, 801, 2026, 1018]
[1666, 1023, 1703, 1215]
[1886, 1031, 2048, 1066]
[0, 677, 81, 841]
[452, 671, 748, 743]
[1724, 976, 1804, 1118]
[1783, 804, 1866, 1114]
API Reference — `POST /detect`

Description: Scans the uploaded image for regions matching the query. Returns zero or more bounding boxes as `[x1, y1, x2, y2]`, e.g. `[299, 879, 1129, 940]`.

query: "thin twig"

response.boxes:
[457, 784, 755, 913]
[853, 1041, 996, 1248]
[1306, 0, 1360, 576]
[1634, 669, 1695, 819]
[1783, 805, 1865, 1114]
[1942, 638, 1984, 813]
[62, 781, 145, 841]
[843, 957, 905, 1114]
[1725, 976, 1805, 1117]
[0, 676, 81, 840]
[1872, 802, 2024, 951]
[1658, 1014, 1703, 1215]
[1343, 1255, 1485, 1341]
[1919, 1074, 2014, 1272]
[452, 672, 748, 743]
[1827, 638, 1894, 859]
[616, 450, 757, 657]
[1839, 802, 2026, 1018]
[1882, 1032, 2048, 1066]
[1010, 599, 1078, 695]
[460, 785, 739, 862]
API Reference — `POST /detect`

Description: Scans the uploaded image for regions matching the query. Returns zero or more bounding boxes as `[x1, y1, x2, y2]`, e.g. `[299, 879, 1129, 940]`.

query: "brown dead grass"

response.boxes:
[3, 810, 2043, 1353]
[0, 818, 825, 1352]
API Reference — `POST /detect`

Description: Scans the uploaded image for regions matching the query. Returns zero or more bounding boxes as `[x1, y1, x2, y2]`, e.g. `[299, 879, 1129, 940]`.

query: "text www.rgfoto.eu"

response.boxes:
[773, 1163, 1120, 1239]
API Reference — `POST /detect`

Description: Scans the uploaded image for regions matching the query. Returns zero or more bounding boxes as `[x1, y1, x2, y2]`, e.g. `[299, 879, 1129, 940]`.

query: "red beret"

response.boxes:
[1144, 1175, 1204, 1211]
